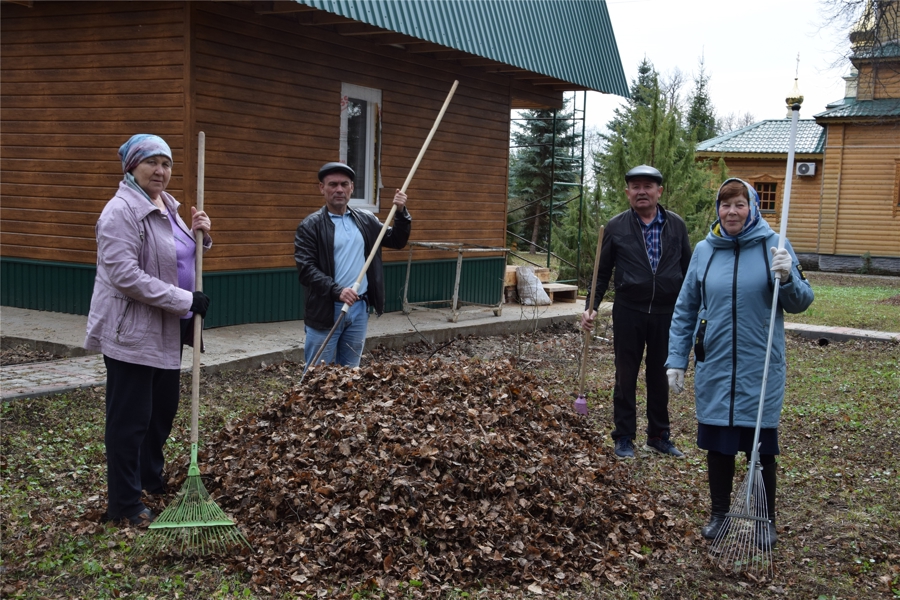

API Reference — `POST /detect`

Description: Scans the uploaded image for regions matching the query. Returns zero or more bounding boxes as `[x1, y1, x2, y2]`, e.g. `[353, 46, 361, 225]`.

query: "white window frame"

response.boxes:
[340, 83, 382, 210]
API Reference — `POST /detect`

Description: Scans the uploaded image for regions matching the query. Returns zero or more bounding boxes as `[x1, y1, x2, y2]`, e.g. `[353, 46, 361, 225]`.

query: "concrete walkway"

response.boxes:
[2, 303, 897, 402]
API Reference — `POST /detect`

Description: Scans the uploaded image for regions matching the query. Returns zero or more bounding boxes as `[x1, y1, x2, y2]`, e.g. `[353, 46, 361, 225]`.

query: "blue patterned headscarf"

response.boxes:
[714, 178, 761, 240]
[117, 134, 173, 174]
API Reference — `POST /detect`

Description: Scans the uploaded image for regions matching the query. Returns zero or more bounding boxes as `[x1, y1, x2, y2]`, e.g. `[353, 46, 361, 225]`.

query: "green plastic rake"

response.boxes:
[143, 443, 250, 555]
[143, 132, 250, 556]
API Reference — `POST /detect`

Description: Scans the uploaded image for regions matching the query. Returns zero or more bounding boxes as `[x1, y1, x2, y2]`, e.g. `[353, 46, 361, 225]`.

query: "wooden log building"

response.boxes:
[696, 5, 900, 274]
[0, 0, 628, 326]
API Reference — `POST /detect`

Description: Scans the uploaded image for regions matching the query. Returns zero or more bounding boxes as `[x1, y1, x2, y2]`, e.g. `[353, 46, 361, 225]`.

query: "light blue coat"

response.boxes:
[666, 217, 814, 429]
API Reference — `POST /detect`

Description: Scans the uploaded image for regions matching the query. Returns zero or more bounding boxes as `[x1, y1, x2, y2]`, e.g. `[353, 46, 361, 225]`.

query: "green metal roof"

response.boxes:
[697, 119, 825, 155]
[815, 98, 900, 120]
[296, 0, 629, 96]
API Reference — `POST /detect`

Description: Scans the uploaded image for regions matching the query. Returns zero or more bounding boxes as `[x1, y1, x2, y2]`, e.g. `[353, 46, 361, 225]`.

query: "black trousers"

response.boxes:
[611, 303, 672, 441]
[104, 355, 180, 520]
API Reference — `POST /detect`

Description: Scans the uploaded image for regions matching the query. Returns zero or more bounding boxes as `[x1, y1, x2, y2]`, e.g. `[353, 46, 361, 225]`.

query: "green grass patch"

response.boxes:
[791, 273, 900, 332]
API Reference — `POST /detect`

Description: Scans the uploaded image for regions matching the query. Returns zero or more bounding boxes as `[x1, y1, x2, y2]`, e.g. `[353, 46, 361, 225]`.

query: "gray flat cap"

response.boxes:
[317, 162, 355, 182]
[624, 165, 663, 185]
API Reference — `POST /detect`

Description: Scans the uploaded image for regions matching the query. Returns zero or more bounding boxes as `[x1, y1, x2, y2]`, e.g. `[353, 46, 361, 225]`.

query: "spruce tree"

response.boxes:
[686, 57, 718, 142]
[508, 98, 581, 255]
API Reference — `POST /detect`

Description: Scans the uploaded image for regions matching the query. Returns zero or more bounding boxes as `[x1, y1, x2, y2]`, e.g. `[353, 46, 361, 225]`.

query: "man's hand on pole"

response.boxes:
[392, 189, 408, 213]
[339, 288, 359, 305]
[581, 309, 595, 331]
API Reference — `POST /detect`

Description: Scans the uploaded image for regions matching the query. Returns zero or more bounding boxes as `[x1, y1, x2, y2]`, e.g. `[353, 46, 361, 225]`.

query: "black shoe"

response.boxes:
[614, 437, 635, 459]
[126, 508, 155, 528]
[756, 520, 778, 550]
[644, 432, 685, 458]
[701, 513, 728, 539]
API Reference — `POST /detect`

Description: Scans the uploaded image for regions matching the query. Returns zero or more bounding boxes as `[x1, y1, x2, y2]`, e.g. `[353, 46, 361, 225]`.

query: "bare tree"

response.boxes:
[819, 0, 900, 91]
[718, 111, 757, 134]
[659, 67, 687, 113]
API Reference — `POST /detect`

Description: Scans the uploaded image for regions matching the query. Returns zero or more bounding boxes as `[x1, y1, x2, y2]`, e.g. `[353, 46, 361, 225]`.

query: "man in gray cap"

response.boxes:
[581, 165, 692, 459]
[294, 162, 411, 370]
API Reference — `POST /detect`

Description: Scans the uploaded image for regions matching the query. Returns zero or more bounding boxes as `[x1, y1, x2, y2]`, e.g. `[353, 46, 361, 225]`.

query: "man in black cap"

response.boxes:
[581, 165, 692, 459]
[294, 162, 411, 370]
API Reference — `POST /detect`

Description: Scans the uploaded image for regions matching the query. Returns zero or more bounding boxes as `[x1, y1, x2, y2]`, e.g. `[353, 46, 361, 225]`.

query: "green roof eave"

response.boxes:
[696, 151, 823, 160]
[295, 0, 629, 96]
[814, 98, 900, 121]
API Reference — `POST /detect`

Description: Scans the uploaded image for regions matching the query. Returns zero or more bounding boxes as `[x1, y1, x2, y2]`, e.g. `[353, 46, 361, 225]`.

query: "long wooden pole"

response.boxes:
[191, 131, 205, 445]
[304, 80, 459, 373]
[575, 226, 604, 414]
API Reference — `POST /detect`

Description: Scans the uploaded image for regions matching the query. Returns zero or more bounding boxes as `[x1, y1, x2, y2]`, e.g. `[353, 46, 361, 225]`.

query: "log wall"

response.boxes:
[191, 2, 512, 271]
[819, 123, 900, 257]
[1, 1, 528, 272]
[0, 1, 189, 264]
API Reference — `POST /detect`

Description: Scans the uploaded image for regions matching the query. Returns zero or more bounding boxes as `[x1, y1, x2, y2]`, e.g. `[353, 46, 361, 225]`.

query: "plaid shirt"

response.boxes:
[635, 208, 665, 273]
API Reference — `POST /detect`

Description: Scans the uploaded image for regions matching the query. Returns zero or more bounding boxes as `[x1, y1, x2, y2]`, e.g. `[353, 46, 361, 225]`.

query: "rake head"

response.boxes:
[574, 394, 588, 414]
[708, 463, 775, 580]
[142, 449, 251, 556]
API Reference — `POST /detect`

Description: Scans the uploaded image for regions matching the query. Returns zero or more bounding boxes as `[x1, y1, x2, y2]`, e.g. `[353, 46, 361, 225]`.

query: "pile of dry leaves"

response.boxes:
[184, 356, 690, 596]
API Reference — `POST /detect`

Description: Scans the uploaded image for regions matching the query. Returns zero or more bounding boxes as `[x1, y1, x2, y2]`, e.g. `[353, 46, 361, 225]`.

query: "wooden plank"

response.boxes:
[2, 92, 184, 109]
[0, 209, 100, 226]
[0, 64, 184, 84]
[1, 220, 95, 238]
[542, 283, 578, 303]
[1, 81, 184, 97]
[0, 245, 96, 263]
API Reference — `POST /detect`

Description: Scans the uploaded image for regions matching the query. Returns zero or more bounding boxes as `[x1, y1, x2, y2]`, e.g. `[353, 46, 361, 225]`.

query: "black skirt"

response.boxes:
[697, 423, 780, 456]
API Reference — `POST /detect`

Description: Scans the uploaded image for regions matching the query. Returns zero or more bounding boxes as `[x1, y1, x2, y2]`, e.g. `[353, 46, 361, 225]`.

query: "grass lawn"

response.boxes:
[790, 272, 900, 332]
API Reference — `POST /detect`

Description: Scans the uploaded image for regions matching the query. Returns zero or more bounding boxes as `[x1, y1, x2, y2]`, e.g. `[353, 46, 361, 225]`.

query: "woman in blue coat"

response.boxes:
[665, 178, 814, 547]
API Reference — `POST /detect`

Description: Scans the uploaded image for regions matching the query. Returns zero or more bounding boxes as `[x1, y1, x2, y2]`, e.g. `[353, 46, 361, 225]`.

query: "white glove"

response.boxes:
[667, 368, 685, 394]
[770, 247, 792, 282]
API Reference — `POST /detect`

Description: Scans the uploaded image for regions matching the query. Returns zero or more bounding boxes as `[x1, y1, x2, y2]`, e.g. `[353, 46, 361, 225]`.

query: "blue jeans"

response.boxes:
[304, 300, 368, 370]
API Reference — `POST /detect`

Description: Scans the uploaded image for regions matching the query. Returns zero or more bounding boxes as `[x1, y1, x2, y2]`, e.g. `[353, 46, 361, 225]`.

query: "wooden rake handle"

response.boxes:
[191, 131, 206, 445]
[348, 79, 459, 296]
[578, 226, 605, 395]
[306, 80, 459, 370]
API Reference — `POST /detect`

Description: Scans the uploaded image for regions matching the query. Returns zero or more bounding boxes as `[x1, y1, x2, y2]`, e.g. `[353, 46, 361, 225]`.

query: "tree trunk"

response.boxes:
[529, 204, 541, 254]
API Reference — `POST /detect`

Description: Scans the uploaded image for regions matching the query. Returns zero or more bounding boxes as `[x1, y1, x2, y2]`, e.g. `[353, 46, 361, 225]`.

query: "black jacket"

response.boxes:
[587, 205, 692, 315]
[294, 205, 411, 330]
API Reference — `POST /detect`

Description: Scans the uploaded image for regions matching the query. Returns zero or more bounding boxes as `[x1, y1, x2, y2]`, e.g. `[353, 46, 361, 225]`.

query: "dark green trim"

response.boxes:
[1, 258, 96, 315]
[1, 256, 507, 328]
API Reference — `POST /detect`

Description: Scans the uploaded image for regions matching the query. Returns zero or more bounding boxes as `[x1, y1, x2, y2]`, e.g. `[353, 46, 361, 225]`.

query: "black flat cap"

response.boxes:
[624, 165, 663, 185]
[317, 162, 355, 182]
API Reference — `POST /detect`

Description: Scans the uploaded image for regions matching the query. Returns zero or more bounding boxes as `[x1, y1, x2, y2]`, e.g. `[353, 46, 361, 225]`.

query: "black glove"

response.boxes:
[190, 291, 210, 317]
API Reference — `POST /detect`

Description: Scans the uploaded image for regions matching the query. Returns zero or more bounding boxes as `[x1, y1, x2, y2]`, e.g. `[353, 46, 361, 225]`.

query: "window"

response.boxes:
[755, 182, 777, 213]
[340, 83, 382, 209]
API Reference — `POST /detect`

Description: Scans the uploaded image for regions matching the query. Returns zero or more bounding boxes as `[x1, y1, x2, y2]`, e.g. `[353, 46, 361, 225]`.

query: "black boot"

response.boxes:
[757, 459, 778, 550]
[702, 451, 735, 540]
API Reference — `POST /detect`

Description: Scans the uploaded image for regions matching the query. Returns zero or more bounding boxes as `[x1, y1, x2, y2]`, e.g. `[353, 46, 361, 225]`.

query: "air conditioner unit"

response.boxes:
[796, 162, 816, 176]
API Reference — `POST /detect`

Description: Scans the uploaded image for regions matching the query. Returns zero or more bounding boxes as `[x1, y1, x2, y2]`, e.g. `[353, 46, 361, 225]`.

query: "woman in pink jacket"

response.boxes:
[85, 134, 211, 526]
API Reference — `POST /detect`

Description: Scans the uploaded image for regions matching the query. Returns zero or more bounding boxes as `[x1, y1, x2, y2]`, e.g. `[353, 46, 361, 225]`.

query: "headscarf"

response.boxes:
[714, 177, 761, 240]
[117, 134, 173, 174]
